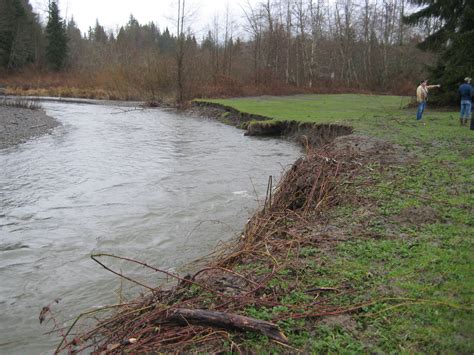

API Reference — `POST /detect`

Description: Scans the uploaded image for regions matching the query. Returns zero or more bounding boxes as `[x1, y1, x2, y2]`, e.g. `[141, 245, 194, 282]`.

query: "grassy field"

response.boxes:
[199, 94, 473, 353]
[201, 94, 410, 124]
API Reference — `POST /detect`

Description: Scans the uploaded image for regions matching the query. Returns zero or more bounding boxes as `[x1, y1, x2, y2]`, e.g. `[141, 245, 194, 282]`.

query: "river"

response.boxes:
[0, 101, 301, 354]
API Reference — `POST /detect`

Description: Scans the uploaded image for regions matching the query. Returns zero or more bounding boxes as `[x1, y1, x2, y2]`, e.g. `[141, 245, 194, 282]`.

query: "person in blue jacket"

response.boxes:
[458, 77, 473, 127]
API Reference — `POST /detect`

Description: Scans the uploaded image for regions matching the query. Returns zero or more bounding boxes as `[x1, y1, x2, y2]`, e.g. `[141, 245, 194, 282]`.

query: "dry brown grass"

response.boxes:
[3, 67, 411, 103]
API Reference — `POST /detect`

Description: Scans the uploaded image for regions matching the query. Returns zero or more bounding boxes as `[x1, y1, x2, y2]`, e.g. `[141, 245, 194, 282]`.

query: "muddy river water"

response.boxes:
[0, 101, 301, 354]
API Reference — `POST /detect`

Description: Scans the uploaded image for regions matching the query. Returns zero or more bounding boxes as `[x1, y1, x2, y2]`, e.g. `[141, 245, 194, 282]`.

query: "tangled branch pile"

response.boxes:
[44, 136, 393, 354]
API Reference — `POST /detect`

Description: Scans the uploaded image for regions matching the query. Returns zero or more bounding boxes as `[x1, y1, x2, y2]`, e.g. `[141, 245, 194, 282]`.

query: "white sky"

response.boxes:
[32, 0, 259, 38]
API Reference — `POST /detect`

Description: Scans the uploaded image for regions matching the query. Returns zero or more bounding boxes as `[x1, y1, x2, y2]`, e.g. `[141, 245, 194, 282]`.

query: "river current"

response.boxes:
[0, 101, 301, 354]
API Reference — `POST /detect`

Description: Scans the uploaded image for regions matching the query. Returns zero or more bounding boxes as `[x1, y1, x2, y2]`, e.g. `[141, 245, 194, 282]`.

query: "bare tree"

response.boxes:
[308, 0, 326, 87]
[359, 0, 376, 87]
[176, 0, 186, 104]
[293, 0, 309, 87]
[241, 1, 264, 84]
[223, 6, 229, 75]
[333, 0, 358, 85]
[283, 0, 291, 84]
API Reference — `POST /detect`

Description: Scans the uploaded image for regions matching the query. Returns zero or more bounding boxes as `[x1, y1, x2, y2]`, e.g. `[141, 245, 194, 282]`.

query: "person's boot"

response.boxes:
[460, 118, 464, 126]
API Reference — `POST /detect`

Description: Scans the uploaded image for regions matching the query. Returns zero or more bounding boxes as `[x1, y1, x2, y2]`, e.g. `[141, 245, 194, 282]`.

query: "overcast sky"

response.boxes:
[31, 0, 258, 38]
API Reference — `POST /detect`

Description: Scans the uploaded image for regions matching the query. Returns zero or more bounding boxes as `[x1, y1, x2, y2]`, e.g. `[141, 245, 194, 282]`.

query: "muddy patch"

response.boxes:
[330, 134, 416, 165]
[391, 206, 441, 225]
[321, 314, 358, 333]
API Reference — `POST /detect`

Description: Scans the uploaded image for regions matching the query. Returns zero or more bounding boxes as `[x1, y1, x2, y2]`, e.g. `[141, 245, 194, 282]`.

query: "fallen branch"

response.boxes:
[161, 308, 288, 344]
[91, 253, 225, 297]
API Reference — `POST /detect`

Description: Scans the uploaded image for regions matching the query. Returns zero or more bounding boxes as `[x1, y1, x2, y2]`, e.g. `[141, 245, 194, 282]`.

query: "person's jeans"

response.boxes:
[460, 100, 472, 119]
[416, 101, 426, 120]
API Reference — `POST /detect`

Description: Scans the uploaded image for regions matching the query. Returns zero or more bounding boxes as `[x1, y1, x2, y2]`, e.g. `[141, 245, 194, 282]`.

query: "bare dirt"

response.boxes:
[391, 205, 441, 225]
[330, 134, 416, 165]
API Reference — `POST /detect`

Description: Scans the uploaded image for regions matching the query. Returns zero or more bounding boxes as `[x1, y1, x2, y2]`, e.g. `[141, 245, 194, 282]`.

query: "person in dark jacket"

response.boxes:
[458, 77, 473, 127]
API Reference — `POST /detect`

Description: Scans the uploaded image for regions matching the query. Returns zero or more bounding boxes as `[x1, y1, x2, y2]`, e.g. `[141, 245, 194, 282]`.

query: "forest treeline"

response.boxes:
[0, 0, 472, 103]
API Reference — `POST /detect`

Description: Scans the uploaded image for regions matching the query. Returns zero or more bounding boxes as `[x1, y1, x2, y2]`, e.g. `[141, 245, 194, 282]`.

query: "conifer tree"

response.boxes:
[404, 0, 474, 104]
[0, 0, 40, 70]
[66, 17, 83, 68]
[45, 0, 68, 70]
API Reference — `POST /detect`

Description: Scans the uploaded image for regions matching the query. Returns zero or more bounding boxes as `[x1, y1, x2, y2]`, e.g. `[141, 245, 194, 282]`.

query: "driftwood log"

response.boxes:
[162, 308, 288, 343]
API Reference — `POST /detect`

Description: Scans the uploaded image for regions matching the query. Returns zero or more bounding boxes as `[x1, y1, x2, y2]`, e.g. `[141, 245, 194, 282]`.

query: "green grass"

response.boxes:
[199, 94, 408, 122]
[198, 94, 474, 353]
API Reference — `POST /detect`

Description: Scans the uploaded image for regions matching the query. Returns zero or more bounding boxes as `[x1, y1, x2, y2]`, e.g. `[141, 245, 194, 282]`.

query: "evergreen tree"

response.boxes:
[0, 0, 40, 70]
[404, 0, 474, 105]
[45, 0, 68, 70]
[158, 27, 175, 54]
[66, 17, 83, 68]
[90, 19, 108, 43]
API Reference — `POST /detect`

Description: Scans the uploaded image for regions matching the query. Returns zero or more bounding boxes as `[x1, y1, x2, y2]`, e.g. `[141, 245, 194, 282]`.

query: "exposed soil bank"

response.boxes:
[190, 101, 411, 165]
[190, 100, 353, 148]
[0, 105, 59, 149]
[191, 101, 273, 127]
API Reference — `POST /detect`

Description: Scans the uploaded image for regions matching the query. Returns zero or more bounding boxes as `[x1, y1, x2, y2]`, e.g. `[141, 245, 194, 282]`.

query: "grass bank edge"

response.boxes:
[194, 94, 412, 125]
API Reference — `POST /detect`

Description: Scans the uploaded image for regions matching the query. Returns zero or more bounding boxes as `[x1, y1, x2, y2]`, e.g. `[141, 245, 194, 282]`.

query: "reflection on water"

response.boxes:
[0, 102, 301, 354]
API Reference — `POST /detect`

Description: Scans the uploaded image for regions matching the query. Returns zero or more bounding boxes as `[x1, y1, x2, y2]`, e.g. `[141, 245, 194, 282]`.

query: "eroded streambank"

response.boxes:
[43, 101, 419, 353]
[190, 100, 354, 147]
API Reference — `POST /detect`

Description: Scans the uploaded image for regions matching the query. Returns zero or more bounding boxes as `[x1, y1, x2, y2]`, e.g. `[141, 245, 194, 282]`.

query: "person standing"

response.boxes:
[458, 77, 473, 127]
[416, 80, 441, 121]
